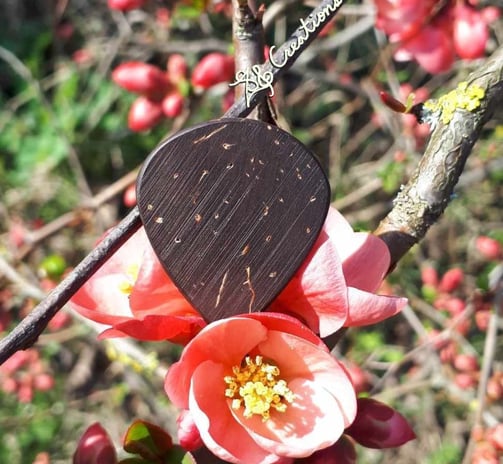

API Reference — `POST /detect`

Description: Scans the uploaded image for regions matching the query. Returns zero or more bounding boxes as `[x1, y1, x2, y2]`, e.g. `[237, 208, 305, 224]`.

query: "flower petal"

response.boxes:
[243, 313, 328, 349]
[190, 360, 283, 464]
[345, 288, 407, 327]
[71, 274, 133, 324]
[339, 233, 390, 292]
[272, 239, 348, 337]
[165, 317, 268, 409]
[256, 330, 356, 427]
[235, 377, 345, 458]
[107, 314, 205, 343]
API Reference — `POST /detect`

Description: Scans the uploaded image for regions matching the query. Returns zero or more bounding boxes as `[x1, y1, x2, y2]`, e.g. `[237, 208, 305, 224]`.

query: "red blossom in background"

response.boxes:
[270, 207, 407, 337]
[70, 227, 205, 344]
[165, 313, 357, 463]
[345, 398, 415, 449]
[374, 0, 499, 73]
[0, 349, 54, 403]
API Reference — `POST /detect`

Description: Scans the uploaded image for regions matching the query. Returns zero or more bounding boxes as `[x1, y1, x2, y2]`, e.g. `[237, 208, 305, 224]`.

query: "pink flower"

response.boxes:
[164, 313, 357, 463]
[70, 227, 205, 344]
[345, 398, 415, 448]
[270, 207, 407, 337]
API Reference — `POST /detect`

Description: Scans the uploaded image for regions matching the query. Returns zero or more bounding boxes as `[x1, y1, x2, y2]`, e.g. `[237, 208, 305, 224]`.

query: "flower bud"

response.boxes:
[177, 410, 203, 451]
[108, 0, 146, 11]
[128, 97, 163, 132]
[112, 62, 170, 99]
[439, 268, 464, 293]
[73, 423, 117, 464]
[191, 53, 235, 89]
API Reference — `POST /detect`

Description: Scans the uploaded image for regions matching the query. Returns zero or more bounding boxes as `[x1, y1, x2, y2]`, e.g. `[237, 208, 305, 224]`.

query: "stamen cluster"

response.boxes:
[224, 355, 295, 421]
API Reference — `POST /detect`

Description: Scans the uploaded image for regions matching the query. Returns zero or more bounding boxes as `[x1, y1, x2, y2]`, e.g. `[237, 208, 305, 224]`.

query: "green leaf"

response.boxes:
[123, 420, 173, 461]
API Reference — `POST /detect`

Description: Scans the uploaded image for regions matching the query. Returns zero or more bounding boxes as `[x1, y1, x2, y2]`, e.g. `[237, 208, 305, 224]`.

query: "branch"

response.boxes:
[375, 45, 503, 267]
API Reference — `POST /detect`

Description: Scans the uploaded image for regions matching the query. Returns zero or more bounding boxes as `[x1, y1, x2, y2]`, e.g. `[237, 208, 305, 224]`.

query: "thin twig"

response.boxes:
[0, 208, 141, 364]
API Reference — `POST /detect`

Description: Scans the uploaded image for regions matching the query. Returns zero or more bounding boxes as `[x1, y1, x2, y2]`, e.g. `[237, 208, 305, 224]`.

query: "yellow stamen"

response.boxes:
[224, 355, 295, 421]
[118, 263, 140, 295]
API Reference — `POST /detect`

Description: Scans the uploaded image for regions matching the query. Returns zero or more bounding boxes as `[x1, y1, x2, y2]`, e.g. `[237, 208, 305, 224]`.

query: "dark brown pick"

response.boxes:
[136, 118, 330, 322]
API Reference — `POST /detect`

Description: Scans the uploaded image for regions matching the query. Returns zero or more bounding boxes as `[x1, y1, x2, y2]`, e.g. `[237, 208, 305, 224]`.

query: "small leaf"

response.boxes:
[123, 420, 173, 460]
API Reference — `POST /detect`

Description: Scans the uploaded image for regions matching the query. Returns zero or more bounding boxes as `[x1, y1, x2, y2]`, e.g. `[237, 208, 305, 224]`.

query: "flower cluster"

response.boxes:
[374, 1, 500, 73]
[112, 53, 235, 132]
[70, 206, 412, 462]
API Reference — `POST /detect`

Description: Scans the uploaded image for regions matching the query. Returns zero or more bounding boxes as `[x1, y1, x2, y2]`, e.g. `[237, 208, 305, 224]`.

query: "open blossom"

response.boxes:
[70, 227, 205, 344]
[270, 207, 407, 337]
[165, 313, 357, 463]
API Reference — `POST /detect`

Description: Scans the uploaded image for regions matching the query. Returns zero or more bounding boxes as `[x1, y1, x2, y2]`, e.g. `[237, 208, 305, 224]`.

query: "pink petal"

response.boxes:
[244, 312, 328, 349]
[190, 360, 283, 464]
[108, 314, 205, 343]
[236, 378, 345, 458]
[71, 274, 134, 324]
[255, 330, 356, 427]
[129, 243, 196, 316]
[272, 240, 348, 337]
[164, 317, 267, 409]
[340, 233, 390, 292]
[345, 287, 407, 327]
[322, 207, 354, 240]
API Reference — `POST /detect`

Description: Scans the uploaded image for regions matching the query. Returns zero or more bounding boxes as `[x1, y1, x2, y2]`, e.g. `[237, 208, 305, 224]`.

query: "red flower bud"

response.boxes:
[297, 435, 356, 463]
[191, 53, 235, 89]
[112, 62, 170, 99]
[128, 96, 163, 132]
[108, 0, 146, 11]
[167, 54, 188, 84]
[123, 184, 137, 208]
[453, 353, 479, 373]
[421, 266, 438, 287]
[454, 372, 477, 389]
[438, 268, 464, 293]
[177, 410, 203, 451]
[379, 91, 406, 113]
[346, 398, 415, 449]
[161, 92, 184, 118]
[475, 236, 502, 261]
[73, 423, 117, 464]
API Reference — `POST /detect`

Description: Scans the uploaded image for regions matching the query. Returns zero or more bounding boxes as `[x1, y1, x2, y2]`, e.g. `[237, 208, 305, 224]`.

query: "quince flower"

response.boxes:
[165, 312, 357, 463]
[270, 207, 407, 337]
[70, 227, 205, 344]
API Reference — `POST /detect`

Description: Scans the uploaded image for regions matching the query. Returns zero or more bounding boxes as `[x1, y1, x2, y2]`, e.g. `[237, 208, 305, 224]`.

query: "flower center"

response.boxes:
[118, 263, 139, 295]
[224, 355, 295, 421]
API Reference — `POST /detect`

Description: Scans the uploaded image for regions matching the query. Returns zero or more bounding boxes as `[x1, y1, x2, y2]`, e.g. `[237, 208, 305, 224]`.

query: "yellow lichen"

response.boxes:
[423, 82, 485, 125]
[224, 355, 295, 421]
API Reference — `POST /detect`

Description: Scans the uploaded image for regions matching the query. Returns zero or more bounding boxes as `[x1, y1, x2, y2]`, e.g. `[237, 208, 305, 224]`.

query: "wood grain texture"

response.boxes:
[137, 118, 330, 322]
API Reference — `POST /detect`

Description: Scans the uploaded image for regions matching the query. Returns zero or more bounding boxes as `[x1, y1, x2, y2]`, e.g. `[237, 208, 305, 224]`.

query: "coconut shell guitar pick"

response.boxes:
[136, 118, 330, 322]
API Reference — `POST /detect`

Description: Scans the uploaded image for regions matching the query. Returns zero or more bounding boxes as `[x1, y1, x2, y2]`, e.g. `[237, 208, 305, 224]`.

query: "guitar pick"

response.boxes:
[136, 118, 330, 322]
